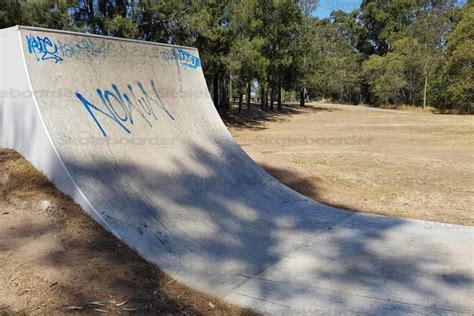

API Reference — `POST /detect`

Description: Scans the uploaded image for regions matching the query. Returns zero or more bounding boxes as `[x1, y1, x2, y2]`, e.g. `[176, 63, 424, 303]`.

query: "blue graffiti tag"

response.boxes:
[172, 48, 201, 69]
[76, 80, 174, 137]
[57, 38, 111, 58]
[26, 35, 64, 63]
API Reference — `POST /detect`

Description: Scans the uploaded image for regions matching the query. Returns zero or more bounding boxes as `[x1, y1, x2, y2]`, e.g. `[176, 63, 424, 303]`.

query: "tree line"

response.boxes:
[1, 0, 472, 113]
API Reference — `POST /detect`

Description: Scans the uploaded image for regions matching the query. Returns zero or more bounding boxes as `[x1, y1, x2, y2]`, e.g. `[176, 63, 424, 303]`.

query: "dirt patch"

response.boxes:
[0, 149, 255, 315]
[229, 102, 474, 226]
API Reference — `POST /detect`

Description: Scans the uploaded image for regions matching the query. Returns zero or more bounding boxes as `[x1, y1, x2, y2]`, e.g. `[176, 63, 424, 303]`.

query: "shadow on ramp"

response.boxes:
[57, 141, 474, 315]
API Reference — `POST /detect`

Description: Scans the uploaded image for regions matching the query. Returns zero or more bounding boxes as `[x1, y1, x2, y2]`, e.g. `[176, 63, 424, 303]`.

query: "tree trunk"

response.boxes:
[246, 81, 251, 111]
[277, 81, 282, 111]
[238, 93, 243, 113]
[423, 74, 428, 109]
[98, 0, 106, 16]
[260, 86, 265, 110]
[270, 87, 274, 111]
[213, 74, 219, 109]
[264, 89, 269, 111]
[86, 0, 96, 33]
[228, 78, 232, 106]
[220, 76, 229, 117]
[423, 43, 428, 109]
[300, 88, 305, 107]
[116, 0, 127, 17]
[129, 0, 136, 21]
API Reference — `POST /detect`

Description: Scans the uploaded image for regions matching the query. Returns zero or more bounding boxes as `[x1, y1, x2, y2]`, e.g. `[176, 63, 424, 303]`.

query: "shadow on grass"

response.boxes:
[260, 164, 381, 215]
[223, 103, 334, 131]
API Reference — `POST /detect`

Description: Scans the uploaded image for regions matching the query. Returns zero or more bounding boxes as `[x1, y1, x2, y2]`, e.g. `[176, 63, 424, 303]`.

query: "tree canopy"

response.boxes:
[0, 0, 471, 113]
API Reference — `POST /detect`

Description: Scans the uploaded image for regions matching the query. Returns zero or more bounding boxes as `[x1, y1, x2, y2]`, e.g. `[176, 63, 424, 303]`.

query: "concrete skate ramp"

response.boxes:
[1, 26, 473, 314]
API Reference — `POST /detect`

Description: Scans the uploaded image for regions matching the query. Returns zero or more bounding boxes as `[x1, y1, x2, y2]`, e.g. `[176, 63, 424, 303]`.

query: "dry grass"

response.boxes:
[378, 104, 438, 113]
[229, 102, 474, 226]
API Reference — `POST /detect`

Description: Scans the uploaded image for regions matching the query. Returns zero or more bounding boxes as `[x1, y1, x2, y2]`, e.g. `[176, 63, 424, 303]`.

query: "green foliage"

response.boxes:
[0, 0, 75, 30]
[257, 0, 302, 84]
[357, 0, 423, 55]
[0, 1, 24, 29]
[227, 0, 268, 91]
[357, 0, 469, 111]
[363, 54, 407, 104]
[297, 0, 320, 17]
[228, 38, 268, 91]
[444, 1, 474, 112]
[102, 14, 138, 38]
[134, 1, 186, 42]
[306, 18, 362, 103]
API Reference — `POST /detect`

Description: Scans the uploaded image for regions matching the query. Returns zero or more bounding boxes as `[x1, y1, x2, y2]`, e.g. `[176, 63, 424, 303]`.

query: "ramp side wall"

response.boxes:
[0, 27, 115, 233]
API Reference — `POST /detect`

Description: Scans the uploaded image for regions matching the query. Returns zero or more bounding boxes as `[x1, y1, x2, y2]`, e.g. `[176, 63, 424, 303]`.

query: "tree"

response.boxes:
[182, 1, 234, 113]
[135, 1, 191, 43]
[297, 0, 319, 17]
[261, 0, 302, 110]
[1, 0, 75, 30]
[0, 1, 24, 28]
[444, 1, 474, 112]
[292, 15, 314, 107]
[408, 0, 463, 108]
[228, 38, 268, 111]
[359, 0, 464, 107]
[228, 0, 268, 112]
[357, 0, 423, 55]
[362, 53, 407, 104]
[71, 0, 138, 37]
[303, 17, 362, 104]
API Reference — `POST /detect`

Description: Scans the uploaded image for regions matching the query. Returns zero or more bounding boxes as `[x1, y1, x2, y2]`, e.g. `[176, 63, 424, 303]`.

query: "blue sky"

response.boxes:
[314, 0, 362, 18]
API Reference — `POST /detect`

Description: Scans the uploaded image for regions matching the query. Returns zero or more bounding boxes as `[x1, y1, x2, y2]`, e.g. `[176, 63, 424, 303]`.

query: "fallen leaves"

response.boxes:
[62, 299, 142, 313]
[65, 305, 84, 310]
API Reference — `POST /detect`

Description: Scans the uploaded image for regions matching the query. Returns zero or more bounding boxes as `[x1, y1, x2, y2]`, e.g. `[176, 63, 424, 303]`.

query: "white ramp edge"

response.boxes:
[1, 26, 473, 315]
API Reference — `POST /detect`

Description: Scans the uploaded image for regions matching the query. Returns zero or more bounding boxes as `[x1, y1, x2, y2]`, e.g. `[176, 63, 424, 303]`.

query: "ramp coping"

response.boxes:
[18, 25, 198, 51]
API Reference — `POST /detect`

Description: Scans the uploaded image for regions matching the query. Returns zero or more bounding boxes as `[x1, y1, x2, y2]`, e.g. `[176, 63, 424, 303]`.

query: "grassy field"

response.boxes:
[228, 102, 474, 226]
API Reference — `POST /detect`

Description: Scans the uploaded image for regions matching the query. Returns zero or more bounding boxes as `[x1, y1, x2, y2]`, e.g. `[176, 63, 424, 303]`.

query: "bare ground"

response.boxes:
[228, 102, 474, 226]
[0, 149, 255, 315]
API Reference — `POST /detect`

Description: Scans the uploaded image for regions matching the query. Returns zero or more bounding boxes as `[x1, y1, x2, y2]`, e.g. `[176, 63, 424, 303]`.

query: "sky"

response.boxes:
[313, 0, 362, 18]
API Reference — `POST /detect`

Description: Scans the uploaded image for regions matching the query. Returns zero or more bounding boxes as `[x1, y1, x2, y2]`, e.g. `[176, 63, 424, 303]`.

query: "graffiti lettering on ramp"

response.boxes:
[76, 80, 174, 137]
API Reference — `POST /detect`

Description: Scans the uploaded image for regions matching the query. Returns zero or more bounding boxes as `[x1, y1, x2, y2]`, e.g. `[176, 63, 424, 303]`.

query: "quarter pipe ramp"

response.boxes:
[1, 26, 473, 314]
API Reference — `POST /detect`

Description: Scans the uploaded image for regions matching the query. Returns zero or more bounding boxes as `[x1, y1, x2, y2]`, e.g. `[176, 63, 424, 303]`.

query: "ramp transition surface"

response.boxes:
[0, 26, 473, 314]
